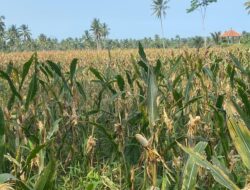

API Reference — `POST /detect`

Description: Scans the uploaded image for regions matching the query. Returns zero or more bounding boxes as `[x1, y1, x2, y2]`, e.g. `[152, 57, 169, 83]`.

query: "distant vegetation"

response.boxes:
[0, 10, 250, 52]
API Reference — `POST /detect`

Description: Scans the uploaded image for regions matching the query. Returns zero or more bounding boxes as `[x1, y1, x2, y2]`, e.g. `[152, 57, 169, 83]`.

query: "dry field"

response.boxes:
[0, 46, 249, 190]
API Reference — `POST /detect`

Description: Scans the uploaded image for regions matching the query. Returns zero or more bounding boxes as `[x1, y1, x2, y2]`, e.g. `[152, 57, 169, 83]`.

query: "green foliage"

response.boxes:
[0, 45, 249, 189]
[181, 142, 207, 190]
[245, 1, 250, 14]
[0, 107, 5, 172]
[187, 0, 218, 13]
[179, 142, 240, 190]
[227, 105, 250, 170]
[34, 157, 57, 190]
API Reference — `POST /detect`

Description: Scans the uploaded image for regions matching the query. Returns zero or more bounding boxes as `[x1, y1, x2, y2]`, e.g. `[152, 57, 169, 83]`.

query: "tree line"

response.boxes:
[0, 0, 249, 52]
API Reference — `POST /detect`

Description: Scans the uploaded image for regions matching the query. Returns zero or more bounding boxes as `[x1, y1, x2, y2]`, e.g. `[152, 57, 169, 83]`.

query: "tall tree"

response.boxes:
[82, 30, 93, 49]
[192, 36, 204, 49]
[19, 24, 31, 42]
[0, 16, 5, 36]
[90, 18, 102, 49]
[245, 1, 250, 14]
[101, 23, 109, 39]
[6, 25, 20, 51]
[187, 0, 218, 47]
[175, 35, 181, 48]
[101, 22, 110, 49]
[38, 33, 48, 50]
[152, 0, 169, 49]
[210, 31, 221, 45]
[0, 16, 5, 50]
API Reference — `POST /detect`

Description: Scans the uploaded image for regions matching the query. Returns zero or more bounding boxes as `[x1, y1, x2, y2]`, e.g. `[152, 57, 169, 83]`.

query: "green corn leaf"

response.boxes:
[24, 143, 47, 170]
[0, 70, 22, 101]
[161, 173, 167, 190]
[173, 72, 185, 88]
[34, 157, 57, 190]
[89, 67, 105, 82]
[184, 72, 195, 103]
[203, 66, 216, 86]
[47, 60, 72, 95]
[229, 53, 248, 76]
[226, 64, 236, 87]
[231, 99, 250, 130]
[0, 107, 4, 137]
[211, 62, 219, 79]
[172, 89, 183, 108]
[116, 74, 125, 99]
[237, 87, 250, 116]
[47, 118, 61, 140]
[175, 96, 203, 114]
[76, 81, 86, 100]
[178, 142, 240, 190]
[235, 78, 247, 90]
[25, 73, 38, 109]
[216, 94, 224, 109]
[20, 53, 35, 90]
[138, 60, 148, 74]
[154, 59, 162, 79]
[131, 55, 140, 76]
[137, 81, 145, 103]
[47, 60, 62, 77]
[125, 70, 133, 90]
[42, 63, 53, 78]
[6, 61, 13, 75]
[39, 64, 49, 80]
[70, 58, 78, 83]
[138, 42, 147, 64]
[168, 56, 182, 76]
[211, 157, 231, 177]
[147, 68, 158, 127]
[116, 75, 125, 92]
[0, 107, 5, 171]
[181, 141, 207, 190]
[227, 104, 250, 170]
[211, 105, 229, 165]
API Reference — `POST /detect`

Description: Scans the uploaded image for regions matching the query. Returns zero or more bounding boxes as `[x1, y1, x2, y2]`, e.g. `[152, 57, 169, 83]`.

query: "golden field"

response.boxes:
[0, 46, 250, 189]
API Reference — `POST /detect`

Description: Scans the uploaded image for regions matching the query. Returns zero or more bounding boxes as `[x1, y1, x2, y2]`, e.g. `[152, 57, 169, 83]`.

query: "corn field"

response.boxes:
[0, 45, 250, 190]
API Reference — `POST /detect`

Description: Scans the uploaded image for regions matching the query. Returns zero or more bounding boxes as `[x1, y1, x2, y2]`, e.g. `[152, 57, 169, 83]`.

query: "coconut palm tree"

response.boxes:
[19, 24, 31, 42]
[245, 1, 250, 14]
[83, 30, 92, 41]
[82, 30, 94, 49]
[0, 16, 5, 36]
[192, 36, 204, 49]
[101, 23, 110, 49]
[101, 23, 109, 39]
[210, 32, 221, 45]
[6, 25, 20, 51]
[187, 0, 217, 48]
[0, 16, 5, 50]
[152, 0, 169, 49]
[38, 33, 48, 50]
[90, 18, 102, 49]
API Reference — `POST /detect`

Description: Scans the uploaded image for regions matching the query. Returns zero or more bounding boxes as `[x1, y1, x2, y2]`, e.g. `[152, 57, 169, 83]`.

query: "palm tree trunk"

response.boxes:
[160, 17, 165, 49]
[96, 36, 101, 50]
[201, 15, 207, 48]
[201, 7, 207, 48]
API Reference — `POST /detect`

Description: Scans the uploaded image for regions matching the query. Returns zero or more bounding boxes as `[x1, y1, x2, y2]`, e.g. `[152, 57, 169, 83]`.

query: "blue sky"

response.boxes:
[1, 0, 249, 40]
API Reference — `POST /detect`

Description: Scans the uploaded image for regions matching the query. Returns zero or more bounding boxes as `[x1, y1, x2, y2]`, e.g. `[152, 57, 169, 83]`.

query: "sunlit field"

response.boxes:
[0, 45, 250, 189]
[0, 45, 246, 65]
